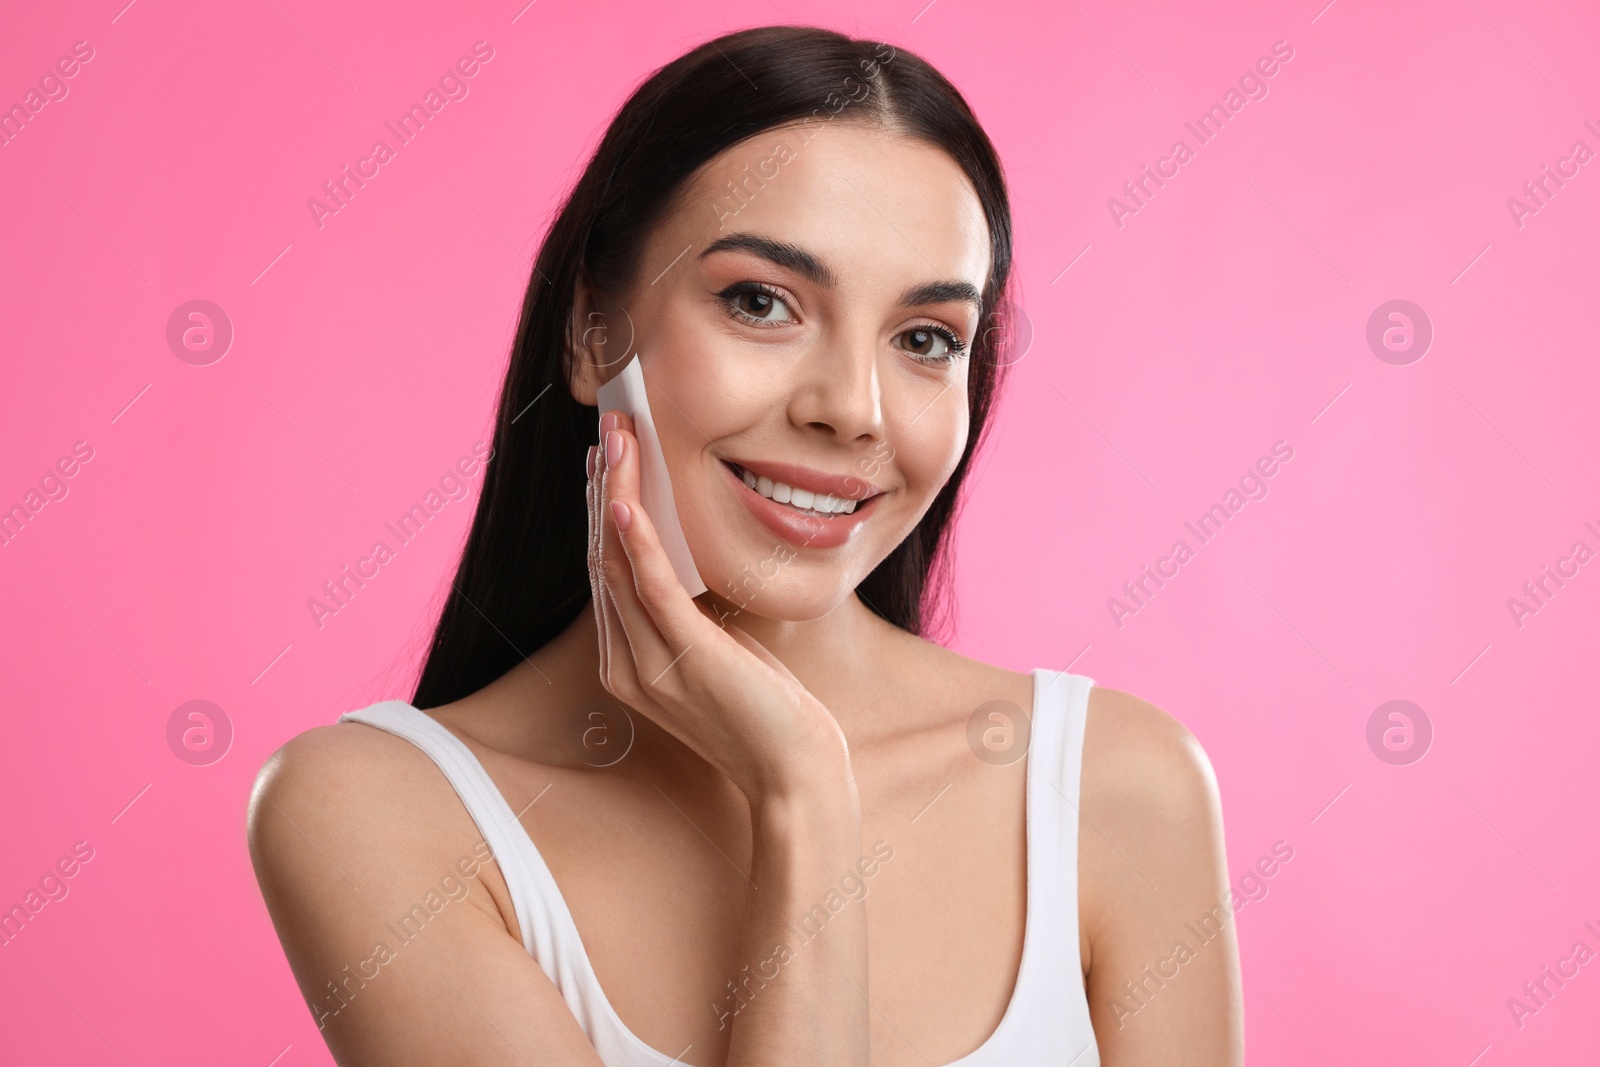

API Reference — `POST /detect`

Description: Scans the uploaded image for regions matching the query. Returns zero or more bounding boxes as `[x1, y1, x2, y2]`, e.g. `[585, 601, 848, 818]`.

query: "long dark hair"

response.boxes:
[412, 24, 1017, 710]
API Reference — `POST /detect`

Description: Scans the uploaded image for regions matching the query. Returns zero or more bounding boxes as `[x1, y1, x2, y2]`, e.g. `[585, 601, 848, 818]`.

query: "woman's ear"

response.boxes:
[566, 275, 635, 406]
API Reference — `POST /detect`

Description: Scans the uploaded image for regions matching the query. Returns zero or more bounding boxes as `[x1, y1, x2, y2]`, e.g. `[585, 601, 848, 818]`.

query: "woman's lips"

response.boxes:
[723, 457, 883, 503]
[719, 460, 882, 549]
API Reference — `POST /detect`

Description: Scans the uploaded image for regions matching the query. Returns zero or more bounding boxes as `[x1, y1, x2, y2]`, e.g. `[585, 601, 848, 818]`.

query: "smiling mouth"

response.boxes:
[723, 461, 876, 518]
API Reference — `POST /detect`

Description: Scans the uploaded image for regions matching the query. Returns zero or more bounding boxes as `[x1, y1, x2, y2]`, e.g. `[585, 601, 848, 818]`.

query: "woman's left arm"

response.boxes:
[1078, 688, 1245, 1065]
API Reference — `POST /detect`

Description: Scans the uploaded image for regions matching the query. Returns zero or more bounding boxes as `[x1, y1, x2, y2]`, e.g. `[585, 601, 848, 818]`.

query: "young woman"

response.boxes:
[249, 25, 1243, 1067]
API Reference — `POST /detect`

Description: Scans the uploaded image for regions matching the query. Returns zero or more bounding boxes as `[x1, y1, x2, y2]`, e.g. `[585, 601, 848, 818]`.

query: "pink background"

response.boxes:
[3, 0, 1597, 1063]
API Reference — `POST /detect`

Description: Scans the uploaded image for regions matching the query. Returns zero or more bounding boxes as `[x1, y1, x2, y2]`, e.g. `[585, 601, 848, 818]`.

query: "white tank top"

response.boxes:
[339, 668, 1101, 1066]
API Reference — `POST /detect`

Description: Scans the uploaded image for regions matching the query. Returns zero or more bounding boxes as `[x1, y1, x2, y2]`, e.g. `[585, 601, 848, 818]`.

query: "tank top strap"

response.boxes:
[1027, 668, 1093, 918]
[337, 701, 651, 1061]
[1030, 668, 1094, 831]
[1017, 669, 1100, 1058]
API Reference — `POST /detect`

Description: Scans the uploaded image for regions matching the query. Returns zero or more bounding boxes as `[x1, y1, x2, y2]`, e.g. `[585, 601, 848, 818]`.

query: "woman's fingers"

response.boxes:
[599, 526, 676, 693]
[598, 418, 717, 658]
[596, 418, 689, 681]
[586, 443, 612, 681]
[591, 435, 636, 692]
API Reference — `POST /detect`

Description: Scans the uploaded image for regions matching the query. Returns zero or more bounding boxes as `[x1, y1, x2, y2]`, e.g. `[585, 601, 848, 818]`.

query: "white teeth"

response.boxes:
[733, 464, 865, 516]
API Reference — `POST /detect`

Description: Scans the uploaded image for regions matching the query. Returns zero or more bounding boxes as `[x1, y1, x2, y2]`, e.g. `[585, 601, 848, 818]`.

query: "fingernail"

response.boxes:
[605, 429, 623, 466]
[600, 410, 619, 435]
[609, 499, 632, 531]
[586, 445, 597, 478]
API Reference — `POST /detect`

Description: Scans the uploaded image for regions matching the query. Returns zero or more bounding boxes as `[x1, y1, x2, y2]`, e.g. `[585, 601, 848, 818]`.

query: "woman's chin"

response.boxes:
[683, 509, 887, 624]
[696, 568, 858, 627]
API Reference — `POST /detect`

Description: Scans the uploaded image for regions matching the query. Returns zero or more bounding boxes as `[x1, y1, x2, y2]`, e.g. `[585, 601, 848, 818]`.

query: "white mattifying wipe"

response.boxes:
[596, 355, 708, 597]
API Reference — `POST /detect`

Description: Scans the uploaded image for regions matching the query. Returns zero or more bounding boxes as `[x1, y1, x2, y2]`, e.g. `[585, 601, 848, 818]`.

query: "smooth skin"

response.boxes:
[249, 118, 1244, 1066]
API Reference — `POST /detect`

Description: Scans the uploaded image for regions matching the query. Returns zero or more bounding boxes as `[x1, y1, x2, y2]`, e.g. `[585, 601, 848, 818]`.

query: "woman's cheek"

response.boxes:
[898, 400, 968, 499]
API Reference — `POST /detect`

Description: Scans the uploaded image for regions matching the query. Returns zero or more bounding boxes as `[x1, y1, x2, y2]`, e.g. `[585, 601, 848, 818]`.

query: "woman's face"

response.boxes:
[576, 121, 992, 622]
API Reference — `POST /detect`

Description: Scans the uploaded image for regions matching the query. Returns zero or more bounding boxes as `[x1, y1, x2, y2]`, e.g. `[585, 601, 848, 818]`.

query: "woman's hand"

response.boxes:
[586, 410, 854, 806]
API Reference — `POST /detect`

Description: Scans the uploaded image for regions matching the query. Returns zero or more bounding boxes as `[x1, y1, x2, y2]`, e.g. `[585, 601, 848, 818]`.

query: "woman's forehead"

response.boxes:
[662, 123, 992, 305]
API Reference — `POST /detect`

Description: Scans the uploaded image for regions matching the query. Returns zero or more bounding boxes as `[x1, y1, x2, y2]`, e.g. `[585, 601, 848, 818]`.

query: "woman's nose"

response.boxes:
[787, 335, 884, 442]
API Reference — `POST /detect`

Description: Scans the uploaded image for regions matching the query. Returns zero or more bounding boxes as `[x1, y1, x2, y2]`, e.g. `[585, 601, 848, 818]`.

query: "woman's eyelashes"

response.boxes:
[714, 281, 970, 365]
[718, 281, 795, 326]
[895, 323, 968, 364]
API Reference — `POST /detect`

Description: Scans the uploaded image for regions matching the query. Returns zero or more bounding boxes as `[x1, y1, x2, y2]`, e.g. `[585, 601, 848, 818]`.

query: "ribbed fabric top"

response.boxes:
[340, 668, 1100, 1065]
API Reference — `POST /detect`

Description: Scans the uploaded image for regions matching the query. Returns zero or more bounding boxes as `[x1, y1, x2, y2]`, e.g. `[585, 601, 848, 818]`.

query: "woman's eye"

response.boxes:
[897, 325, 968, 364]
[718, 286, 966, 365]
[721, 284, 796, 325]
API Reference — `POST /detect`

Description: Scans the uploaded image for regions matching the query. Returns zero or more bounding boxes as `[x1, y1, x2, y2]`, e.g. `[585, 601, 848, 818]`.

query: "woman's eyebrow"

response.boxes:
[700, 232, 982, 316]
[898, 280, 982, 318]
[700, 233, 836, 288]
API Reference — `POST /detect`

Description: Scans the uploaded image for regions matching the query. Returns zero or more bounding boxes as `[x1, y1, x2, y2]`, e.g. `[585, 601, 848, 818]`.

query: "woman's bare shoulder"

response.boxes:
[245, 716, 606, 1064]
[1081, 686, 1221, 815]
[246, 715, 489, 895]
[1076, 688, 1243, 1056]
[253, 716, 421, 788]
[252, 718, 442, 822]
[1076, 686, 1231, 950]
